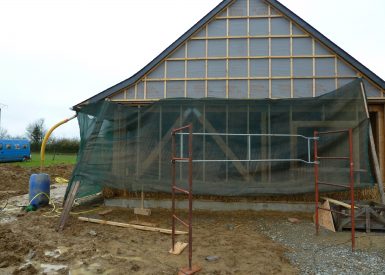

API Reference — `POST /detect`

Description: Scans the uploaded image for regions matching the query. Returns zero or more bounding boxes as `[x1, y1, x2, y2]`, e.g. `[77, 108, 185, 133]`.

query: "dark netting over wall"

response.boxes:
[69, 79, 374, 198]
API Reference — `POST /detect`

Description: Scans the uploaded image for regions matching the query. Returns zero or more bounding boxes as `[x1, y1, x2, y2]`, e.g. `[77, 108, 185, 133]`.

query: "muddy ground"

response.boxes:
[0, 164, 296, 274]
[0, 208, 298, 275]
[0, 164, 73, 200]
[1, 164, 385, 274]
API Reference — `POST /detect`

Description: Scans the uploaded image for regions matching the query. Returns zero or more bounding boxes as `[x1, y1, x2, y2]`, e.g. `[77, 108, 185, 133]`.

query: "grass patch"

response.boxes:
[9, 152, 77, 167]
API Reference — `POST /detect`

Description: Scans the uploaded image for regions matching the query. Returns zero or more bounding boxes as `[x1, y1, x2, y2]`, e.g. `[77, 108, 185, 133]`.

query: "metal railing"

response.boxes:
[176, 132, 317, 164]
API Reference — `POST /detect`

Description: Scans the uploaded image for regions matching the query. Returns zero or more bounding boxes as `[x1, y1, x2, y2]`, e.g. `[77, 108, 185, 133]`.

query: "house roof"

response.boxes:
[73, 0, 385, 110]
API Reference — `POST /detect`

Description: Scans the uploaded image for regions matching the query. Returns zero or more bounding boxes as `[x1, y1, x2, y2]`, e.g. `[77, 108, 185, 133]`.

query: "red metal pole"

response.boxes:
[171, 131, 176, 252]
[349, 128, 355, 251]
[314, 131, 319, 235]
[188, 124, 193, 270]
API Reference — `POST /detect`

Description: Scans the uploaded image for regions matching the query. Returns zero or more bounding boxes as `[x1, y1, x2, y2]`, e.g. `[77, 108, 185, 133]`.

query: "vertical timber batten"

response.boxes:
[361, 82, 385, 203]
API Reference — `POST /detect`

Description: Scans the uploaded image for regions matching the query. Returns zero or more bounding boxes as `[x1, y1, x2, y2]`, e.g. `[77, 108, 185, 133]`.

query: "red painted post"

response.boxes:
[171, 131, 176, 252]
[188, 124, 193, 270]
[171, 124, 200, 273]
[314, 130, 319, 235]
[349, 128, 355, 251]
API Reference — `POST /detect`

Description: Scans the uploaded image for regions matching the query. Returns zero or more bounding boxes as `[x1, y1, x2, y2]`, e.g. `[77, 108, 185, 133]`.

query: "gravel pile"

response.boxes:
[256, 217, 385, 274]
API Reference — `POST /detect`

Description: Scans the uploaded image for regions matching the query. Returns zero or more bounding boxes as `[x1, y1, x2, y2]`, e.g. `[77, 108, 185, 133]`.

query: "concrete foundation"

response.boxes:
[105, 198, 314, 213]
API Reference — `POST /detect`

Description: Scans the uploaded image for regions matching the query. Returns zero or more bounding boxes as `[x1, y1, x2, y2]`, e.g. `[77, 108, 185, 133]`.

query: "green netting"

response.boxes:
[68, 79, 374, 198]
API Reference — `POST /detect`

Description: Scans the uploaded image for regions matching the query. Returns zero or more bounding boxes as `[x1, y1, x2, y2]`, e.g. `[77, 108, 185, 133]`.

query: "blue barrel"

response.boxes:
[29, 173, 50, 207]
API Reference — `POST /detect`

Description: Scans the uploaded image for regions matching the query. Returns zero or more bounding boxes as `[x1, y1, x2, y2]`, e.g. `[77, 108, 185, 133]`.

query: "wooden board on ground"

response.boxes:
[169, 241, 188, 255]
[129, 220, 157, 227]
[319, 200, 336, 232]
[78, 217, 187, 235]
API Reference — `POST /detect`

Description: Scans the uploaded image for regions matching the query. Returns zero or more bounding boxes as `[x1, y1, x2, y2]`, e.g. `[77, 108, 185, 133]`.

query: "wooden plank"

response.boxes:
[57, 181, 80, 232]
[318, 200, 335, 232]
[78, 217, 188, 235]
[369, 124, 385, 204]
[321, 197, 358, 209]
[128, 220, 157, 227]
[366, 207, 370, 233]
[169, 241, 188, 255]
[362, 83, 385, 204]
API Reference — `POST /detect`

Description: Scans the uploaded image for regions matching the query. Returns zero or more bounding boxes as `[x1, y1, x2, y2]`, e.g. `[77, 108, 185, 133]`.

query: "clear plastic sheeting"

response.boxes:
[69, 80, 373, 198]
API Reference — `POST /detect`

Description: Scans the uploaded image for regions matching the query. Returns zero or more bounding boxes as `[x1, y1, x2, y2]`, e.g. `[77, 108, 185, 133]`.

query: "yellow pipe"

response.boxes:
[40, 114, 78, 172]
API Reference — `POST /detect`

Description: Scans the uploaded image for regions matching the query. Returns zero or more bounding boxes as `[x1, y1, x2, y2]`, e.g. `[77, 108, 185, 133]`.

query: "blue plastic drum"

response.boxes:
[29, 173, 50, 207]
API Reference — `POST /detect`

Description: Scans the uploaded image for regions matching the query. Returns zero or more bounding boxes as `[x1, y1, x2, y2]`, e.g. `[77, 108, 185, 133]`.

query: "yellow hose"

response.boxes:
[40, 114, 77, 172]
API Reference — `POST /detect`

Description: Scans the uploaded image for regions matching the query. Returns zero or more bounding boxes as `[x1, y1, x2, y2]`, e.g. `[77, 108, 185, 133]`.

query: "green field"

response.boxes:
[9, 153, 77, 167]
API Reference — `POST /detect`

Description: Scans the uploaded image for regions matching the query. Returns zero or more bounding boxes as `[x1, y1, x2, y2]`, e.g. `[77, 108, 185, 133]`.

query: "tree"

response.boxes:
[26, 118, 47, 149]
[0, 127, 10, 139]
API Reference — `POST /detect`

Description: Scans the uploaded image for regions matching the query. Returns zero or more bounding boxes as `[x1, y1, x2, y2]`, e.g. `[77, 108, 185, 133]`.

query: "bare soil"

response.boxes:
[0, 164, 297, 274]
[2, 165, 385, 274]
[0, 164, 74, 200]
[0, 208, 298, 274]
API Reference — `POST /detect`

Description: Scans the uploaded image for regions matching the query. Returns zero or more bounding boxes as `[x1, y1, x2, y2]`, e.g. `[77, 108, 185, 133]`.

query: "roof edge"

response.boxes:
[73, 0, 233, 109]
[266, 0, 385, 90]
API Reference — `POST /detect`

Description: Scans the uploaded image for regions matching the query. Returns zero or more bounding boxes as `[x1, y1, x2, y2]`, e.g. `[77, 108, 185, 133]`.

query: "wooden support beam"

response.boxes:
[369, 124, 385, 204]
[361, 81, 385, 204]
[57, 181, 80, 232]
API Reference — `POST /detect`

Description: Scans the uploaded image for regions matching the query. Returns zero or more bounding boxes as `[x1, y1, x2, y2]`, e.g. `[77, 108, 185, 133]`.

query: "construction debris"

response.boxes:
[332, 200, 385, 232]
[318, 200, 336, 232]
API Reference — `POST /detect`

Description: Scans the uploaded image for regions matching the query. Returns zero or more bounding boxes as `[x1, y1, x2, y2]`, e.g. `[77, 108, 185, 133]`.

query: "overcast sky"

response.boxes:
[1, 0, 384, 138]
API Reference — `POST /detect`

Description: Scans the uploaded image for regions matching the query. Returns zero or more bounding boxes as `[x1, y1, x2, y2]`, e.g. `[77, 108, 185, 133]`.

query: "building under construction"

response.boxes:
[68, 0, 385, 204]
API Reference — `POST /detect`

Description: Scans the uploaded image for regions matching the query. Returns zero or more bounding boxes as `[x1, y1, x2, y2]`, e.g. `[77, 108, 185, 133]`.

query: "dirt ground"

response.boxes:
[0, 207, 299, 275]
[1, 165, 385, 274]
[0, 164, 74, 200]
[0, 164, 297, 274]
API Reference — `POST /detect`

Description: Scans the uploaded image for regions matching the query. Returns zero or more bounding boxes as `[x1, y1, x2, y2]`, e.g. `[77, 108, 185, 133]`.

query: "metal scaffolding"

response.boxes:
[314, 128, 355, 251]
[171, 124, 200, 274]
